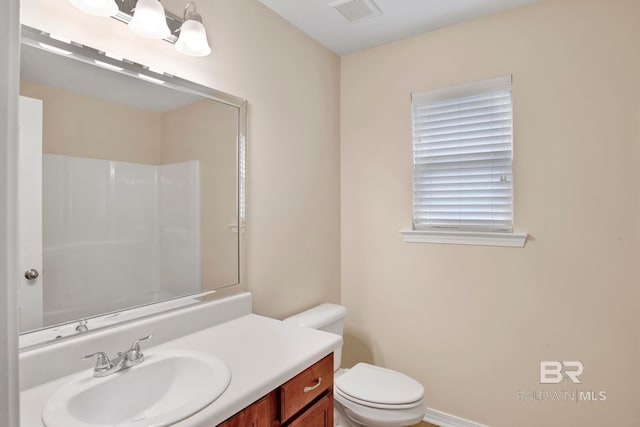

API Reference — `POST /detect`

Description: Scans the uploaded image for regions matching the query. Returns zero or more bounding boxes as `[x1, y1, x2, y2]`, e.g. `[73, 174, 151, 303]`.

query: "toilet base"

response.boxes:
[334, 399, 424, 427]
[335, 403, 362, 427]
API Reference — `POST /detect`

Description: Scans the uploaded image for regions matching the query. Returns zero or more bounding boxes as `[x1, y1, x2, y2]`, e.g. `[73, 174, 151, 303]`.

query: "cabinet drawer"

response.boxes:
[280, 353, 333, 422]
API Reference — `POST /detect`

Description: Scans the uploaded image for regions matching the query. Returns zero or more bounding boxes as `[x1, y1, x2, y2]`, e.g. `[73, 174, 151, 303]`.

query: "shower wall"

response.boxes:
[42, 154, 200, 326]
[158, 161, 201, 296]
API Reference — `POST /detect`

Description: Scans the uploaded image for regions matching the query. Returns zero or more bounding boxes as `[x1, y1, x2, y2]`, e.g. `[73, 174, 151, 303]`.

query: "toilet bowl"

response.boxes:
[284, 304, 426, 427]
[333, 365, 425, 427]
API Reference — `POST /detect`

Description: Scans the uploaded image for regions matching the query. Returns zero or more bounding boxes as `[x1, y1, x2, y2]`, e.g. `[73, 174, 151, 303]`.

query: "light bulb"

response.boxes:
[187, 33, 205, 51]
[129, 0, 171, 39]
[175, 19, 211, 57]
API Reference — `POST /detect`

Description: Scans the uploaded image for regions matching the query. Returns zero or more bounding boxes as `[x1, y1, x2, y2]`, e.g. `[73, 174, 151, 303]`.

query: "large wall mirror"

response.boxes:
[18, 26, 247, 349]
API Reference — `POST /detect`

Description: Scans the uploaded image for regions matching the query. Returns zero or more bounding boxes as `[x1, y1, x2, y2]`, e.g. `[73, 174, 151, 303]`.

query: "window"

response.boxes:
[402, 76, 527, 247]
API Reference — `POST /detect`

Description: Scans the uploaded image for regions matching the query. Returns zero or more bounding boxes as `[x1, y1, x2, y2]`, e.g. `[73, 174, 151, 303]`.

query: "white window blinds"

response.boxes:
[411, 76, 513, 232]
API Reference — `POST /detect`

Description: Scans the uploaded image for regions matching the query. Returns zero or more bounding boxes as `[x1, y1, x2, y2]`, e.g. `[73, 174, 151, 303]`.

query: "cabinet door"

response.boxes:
[218, 391, 278, 427]
[287, 394, 333, 427]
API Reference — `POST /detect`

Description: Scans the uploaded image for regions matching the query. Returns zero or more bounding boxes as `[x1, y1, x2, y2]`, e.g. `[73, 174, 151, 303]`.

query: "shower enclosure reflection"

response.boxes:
[18, 27, 245, 345]
[41, 155, 201, 326]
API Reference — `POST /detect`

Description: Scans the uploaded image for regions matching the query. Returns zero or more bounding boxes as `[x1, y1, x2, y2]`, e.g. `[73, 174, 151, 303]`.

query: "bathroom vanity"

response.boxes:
[19, 293, 341, 427]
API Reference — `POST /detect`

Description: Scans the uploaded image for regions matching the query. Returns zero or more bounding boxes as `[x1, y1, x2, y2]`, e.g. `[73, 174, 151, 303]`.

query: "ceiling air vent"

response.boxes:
[329, 0, 382, 23]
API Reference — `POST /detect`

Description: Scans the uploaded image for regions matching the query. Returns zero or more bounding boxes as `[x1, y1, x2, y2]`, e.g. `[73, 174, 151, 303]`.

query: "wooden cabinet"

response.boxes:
[218, 353, 333, 427]
[217, 392, 278, 427]
[287, 394, 333, 427]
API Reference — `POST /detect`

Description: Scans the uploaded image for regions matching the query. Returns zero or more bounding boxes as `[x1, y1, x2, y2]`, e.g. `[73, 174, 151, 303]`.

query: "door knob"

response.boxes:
[24, 269, 39, 280]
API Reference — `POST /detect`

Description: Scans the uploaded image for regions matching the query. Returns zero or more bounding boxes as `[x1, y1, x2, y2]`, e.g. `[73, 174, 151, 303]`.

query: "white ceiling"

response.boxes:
[258, 0, 543, 56]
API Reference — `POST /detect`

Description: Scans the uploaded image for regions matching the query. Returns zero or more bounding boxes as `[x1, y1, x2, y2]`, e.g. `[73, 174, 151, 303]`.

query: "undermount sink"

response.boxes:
[42, 350, 231, 427]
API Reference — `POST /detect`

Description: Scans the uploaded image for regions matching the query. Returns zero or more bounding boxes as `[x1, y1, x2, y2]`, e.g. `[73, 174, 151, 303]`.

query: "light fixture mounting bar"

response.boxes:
[112, 0, 183, 44]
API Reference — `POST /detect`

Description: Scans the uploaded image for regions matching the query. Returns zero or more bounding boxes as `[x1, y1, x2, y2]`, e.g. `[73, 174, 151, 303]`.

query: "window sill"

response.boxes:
[400, 229, 528, 248]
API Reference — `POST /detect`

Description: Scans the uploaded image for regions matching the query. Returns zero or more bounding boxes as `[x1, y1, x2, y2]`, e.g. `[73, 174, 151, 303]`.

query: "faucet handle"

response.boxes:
[127, 334, 153, 361]
[82, 352, 113, 372]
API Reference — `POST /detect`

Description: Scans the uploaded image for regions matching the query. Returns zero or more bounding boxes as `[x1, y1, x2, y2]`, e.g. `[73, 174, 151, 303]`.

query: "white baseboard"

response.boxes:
[424, 408, 488, 427]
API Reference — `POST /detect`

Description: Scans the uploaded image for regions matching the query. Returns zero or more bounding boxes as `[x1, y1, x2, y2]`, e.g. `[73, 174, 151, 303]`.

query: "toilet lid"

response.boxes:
[335, 363, 424, 408]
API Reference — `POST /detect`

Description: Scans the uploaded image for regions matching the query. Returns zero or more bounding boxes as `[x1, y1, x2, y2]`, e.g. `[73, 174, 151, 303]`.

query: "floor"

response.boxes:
[411, 422, 437, 427]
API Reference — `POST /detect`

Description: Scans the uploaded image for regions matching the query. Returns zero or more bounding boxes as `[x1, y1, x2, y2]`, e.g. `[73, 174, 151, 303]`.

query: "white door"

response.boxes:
[18, 95, 43, 331]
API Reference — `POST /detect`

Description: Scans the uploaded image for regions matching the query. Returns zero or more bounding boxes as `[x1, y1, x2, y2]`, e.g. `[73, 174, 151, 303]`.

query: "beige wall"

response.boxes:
[341, 0, 640, 426]
[161, 100, 239, 289]
[20, 80, 162, 164]
[20, 0, 341, 318]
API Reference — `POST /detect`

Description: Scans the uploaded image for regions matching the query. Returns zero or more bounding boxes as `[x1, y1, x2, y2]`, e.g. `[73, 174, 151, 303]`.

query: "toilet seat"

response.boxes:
[335, 363, 424, 410]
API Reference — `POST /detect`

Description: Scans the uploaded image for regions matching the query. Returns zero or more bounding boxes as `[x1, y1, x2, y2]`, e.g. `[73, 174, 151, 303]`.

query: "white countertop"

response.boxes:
[20, 314, 342, 427]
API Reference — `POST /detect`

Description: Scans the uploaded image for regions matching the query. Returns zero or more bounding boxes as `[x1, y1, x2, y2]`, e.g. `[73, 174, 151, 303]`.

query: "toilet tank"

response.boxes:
[283, 303, 347, 371]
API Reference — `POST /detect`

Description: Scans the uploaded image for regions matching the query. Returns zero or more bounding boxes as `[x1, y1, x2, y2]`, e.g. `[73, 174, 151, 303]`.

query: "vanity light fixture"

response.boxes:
[68, 0, 211, 57]
[175, 2, 211, 57]
[68, 0, 118, 17]
[128, 0, 171, 39]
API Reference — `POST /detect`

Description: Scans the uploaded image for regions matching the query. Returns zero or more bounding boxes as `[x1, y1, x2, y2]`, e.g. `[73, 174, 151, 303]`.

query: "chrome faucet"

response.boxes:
[82, 334, 152, 377]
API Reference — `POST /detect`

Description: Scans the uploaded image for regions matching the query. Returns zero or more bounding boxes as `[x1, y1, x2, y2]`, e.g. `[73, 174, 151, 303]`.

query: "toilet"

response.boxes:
[284, 304, 426, 427]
